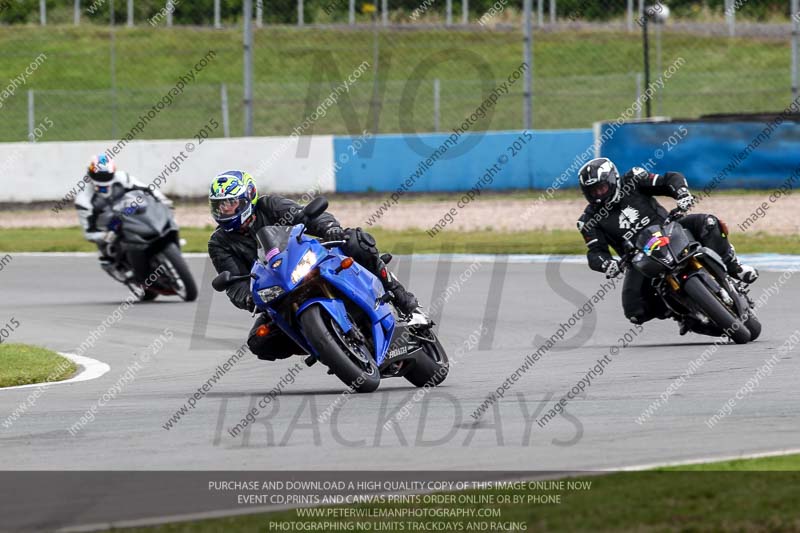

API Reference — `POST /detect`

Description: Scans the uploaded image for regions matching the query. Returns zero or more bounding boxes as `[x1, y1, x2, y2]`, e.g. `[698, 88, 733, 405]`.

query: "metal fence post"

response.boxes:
[382, 0, 388, 26]
[221, 83, 231, 138]
[27, 90, 35, 142]
[536, 0, 543, 27]
[793, 0, 799, 101]
[433, 79, 440, 132]
[214, 0, 221, 28]
[166, 1, 173, 26]
[298, 0, 304, 26]
[523, 0, 532, 129]
[39, 0, 46, 25]
[74, 0, 81, 25]
[244, 0, 254, 136]
[635, 72, 642, 119]
[462, 0, 468, 24]
[446, 0, 452, 25]
[256, 0, 263, 28]
[349, 0, 355, 25]
[127, 0, 134, 26]
[627, 0, 633, 31]
[549, 0, 555, 24]
[725, 0, 736, 37]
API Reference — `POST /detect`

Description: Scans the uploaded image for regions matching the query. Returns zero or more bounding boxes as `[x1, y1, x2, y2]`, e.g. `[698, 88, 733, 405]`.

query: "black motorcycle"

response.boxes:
[98, 188, 197, 302]
[620, 210, 760, 344]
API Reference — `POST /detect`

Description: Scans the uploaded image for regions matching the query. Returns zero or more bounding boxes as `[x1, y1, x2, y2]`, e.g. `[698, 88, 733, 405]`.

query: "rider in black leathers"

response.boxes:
[207, 171, 419, 360]
[576, 158, 758, 333]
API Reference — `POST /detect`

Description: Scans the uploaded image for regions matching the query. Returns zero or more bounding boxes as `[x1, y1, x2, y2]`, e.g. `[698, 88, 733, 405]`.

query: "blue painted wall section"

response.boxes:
[333, 129, 594, 192]
[599, 121, 800, 189]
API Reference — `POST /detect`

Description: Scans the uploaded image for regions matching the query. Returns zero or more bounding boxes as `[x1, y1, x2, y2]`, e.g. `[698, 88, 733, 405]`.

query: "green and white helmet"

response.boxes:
[209, 170, 258, 232]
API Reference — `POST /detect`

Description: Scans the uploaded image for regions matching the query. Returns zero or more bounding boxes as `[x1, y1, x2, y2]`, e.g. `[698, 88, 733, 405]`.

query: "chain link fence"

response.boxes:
[0, 0, 797, 143]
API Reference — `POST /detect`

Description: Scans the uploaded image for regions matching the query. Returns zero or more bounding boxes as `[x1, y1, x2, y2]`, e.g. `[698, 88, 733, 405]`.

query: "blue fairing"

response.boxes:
[249, 223, 396, 366]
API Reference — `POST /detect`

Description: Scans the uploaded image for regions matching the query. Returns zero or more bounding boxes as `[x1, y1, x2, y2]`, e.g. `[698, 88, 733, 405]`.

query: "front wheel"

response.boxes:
[299, 306, 380, 393]
[158, 242, 198, 302]
[684, 276, 750, 344]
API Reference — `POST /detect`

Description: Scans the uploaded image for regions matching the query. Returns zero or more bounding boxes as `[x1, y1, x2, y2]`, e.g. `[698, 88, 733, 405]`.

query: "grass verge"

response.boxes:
[114, 454, 800, 532]
[0, 343, 77, 388]
[2, 227, 800, 255]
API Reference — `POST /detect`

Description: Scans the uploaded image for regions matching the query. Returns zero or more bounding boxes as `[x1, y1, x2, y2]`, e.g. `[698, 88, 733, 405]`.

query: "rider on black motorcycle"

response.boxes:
[75, 154, 173, 293]
[207, 170, 421, 361]
[576, 157, 758, 334]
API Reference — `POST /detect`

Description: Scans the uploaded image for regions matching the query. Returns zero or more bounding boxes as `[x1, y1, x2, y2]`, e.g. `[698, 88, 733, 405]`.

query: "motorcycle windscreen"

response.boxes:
[663, 221, 692, 259]
[633, 224, 674, 276]
[256, 226, 292, 258]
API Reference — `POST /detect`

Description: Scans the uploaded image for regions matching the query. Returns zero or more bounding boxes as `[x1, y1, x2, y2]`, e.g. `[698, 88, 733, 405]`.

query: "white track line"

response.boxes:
[58, 448, 800, 533]
[0, 353, 109, 392]
[615, 447, 800, 471]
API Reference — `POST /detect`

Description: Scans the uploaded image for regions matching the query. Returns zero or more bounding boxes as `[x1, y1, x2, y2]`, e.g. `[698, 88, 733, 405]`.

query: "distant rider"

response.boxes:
[207, 170, 421, 361]
[75, 154, 172, 294]
[576, 157, 758, 334]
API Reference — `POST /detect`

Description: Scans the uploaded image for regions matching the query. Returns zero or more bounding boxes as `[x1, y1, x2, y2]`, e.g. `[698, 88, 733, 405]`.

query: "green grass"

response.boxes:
[2, 226, 799, 255]
[113, 454, 800, 532]
[0, 343, 77, 388]
[0, 25, 792, 141]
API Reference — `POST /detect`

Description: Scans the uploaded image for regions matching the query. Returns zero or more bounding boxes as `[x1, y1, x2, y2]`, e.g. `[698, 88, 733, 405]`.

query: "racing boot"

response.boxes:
[378, 266, 420, 317]
[724, 246, 759, 285]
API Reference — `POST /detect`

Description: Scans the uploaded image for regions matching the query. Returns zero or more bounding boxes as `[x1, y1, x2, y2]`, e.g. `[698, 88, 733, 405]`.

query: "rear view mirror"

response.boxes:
[303, 196, 328, 219]
[211, 272, 232, 292]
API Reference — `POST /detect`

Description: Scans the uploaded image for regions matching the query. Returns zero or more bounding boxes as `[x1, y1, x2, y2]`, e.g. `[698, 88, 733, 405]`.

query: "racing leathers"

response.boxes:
[208, 194, 419, 361]
[577, 167, 743, 325]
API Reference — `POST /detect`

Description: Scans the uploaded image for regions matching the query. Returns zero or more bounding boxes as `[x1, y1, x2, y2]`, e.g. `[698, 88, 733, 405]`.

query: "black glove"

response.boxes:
[324, 226, 345, 242]
[603, 258, 622, 279]
[675, 188, 695, 212]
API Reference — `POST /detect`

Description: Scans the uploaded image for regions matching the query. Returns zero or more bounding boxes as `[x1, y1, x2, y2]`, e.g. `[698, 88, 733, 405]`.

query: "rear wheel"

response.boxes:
[684, 276, 750, 344]
[404, 329, 449, 388]
[299, 306, 380, 393]
[744, 312, 762, 341]
[158, 243, 198, 302]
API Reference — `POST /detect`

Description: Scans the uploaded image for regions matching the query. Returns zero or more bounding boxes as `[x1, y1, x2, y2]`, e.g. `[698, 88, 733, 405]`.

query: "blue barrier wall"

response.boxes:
[600, 121, 800, 189]
[333, 129, 594, 192]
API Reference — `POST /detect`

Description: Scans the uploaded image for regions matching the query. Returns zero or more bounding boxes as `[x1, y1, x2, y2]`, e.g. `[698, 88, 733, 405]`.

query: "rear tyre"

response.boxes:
[684, 276, 750, 344]
[160, 242, 198, 302]
[299, 306, 380, 393]
[142, 290, 159, 302]
[744, 312, 762, 341]
[404, 331, 449, 388]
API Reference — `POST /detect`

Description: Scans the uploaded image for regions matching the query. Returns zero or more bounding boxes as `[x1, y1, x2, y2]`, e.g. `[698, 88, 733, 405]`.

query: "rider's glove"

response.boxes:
[103, 230, 117, 244]
[675, 189, 695, 212]
[324, 226, 345, 242]
[603, 258, 622, 279]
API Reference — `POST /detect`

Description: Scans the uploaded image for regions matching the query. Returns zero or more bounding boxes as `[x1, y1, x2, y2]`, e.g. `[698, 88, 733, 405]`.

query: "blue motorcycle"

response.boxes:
[212, 197, 449, 393]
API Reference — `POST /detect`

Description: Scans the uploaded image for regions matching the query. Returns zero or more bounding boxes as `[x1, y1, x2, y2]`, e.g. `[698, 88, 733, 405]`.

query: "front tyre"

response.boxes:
[159, 242, 198, 302]
[299, 306, 380, 393]
[684, 276, 750, 344]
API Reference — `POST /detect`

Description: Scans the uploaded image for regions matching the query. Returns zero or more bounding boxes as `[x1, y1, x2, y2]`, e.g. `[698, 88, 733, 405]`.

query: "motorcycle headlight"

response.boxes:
[290, 250, 318, 284]
[257, 286, 285, 303]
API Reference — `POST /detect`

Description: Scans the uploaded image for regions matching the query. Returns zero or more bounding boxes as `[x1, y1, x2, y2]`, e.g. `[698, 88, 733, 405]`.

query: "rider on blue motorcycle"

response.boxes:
[207, 170, 420, 360]
[577, 157, 758, 335]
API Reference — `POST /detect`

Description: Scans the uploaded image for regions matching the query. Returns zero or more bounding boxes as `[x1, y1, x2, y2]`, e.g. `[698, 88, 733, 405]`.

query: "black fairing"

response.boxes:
[632, 222, 692, 279]
[113, 192, 178, 251]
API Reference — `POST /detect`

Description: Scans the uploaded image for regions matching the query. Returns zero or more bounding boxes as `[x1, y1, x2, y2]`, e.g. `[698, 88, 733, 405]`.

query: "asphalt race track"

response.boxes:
[1, 254, 799, 529]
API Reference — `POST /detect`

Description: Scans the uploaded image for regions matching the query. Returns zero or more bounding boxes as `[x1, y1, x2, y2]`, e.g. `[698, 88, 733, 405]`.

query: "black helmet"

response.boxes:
[579, 157, 619, 206]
